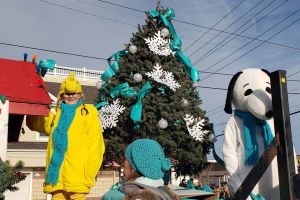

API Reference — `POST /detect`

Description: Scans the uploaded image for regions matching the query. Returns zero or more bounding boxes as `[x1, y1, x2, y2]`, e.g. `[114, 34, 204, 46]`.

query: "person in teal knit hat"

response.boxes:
[101, 139, 179, 200]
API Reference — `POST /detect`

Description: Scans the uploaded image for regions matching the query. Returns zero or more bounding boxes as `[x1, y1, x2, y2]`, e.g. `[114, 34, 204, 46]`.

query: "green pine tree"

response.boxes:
[98, 6, 212, 176]
[0, 159, 26, 199]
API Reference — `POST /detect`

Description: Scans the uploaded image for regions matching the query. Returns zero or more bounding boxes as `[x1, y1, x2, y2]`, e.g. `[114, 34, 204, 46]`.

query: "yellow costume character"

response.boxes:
[27, 72, 105, 200]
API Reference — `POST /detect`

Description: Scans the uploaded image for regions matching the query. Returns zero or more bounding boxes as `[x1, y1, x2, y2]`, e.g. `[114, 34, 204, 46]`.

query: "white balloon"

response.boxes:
[133, 73, 143, 82]
[161, 28, 170, 38]
[96, 80, 103, 89]
[129, 45, 137, 54]
[158, 118, 168, 129]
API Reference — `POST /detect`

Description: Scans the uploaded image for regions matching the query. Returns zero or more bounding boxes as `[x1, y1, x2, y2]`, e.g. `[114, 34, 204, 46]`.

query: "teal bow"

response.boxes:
[101, 50, 128, 82]
[109, 82, 137, 98]
[130, 82, 152, 122]
[38, 59, 56, 77]
[149, 9, 200, 82]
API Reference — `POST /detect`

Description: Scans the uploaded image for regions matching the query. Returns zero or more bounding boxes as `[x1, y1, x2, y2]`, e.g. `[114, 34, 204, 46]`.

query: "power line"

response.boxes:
[197, 85, 300, 95]
[0, 42, 107, 60]
[183, 0, 247, 52]
[290, 110, 300, 115]
[201, 11, 300, 81]
[193, 0, 287, 64]
[1, 41, 299, 84]
[175, 19, 300, 52]
[200, 71, 300, 82]
[202, 8, 299, 72]
[188, 0, 270, 58]
[287, 69, 300, 78]
[206, 105, 224, 114]
[94, 0, 300, 52]
[198, 86, 227, 91]
[1, 41, 300, 83]
[76, 0, 142, 18]
[96, 0, 144, 13]
[45, 0, 247, 50]
[83, 0, 233, 42]
[39, 0, 137, 27]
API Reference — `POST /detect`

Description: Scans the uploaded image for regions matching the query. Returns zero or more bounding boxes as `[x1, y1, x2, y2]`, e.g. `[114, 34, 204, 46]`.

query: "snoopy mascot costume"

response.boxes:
[222, 68, 279, 200]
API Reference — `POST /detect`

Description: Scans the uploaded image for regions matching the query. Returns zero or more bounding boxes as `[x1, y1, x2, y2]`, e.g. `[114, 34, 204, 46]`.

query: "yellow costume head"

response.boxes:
[58, 72, 82, 99]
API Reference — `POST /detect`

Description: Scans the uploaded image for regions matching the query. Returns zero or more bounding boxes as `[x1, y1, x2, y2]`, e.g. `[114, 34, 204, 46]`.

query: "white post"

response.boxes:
[83, 67, 86, 79]
[0, 99, 9, 161]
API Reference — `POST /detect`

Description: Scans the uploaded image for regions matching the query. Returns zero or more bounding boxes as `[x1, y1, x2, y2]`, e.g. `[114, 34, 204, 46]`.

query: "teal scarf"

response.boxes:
[234, 110, 274, 165]
[45, 100, 83, 185]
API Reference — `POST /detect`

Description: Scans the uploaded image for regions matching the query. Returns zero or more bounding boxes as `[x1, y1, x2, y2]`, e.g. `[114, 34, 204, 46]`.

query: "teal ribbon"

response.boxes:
[149, 9, 200, 82]
[38, 59, 56, 77]
[234, 110, 274, 165]
[250, 192, 266, 200]
[176, 51, 200, 82]
[101, 50, 128, 82]
[130, 82, 152, 122]
[109, 82, 137, 98]
[94, 101, 109, 109]
[39, 59, 56, 70]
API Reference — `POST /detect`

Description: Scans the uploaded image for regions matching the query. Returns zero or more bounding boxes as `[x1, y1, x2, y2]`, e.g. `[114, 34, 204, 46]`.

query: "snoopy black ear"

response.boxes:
[261, 69, 271, 77]
[224, 71, 243, 114]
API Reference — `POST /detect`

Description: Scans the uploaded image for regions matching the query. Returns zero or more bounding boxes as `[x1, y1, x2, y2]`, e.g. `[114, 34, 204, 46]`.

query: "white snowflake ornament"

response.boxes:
[183, 114, 209, 142]
[99, 99, 126, 129]
[146, 63, 181, 91]
[144, 31, 175, 56]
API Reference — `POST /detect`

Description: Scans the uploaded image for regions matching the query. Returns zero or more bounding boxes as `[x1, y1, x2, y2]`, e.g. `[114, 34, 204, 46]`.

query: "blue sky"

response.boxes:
[1, 0, 299, 158]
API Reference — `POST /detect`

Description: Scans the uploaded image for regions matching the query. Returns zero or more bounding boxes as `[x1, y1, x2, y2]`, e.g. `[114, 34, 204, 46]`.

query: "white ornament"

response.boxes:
[158, 118, 168, 129]
[96, 80, 103, 89]
[193, 83, 199, 88]
[146, 63, 181, 91]
[133, 73, 142, 82]
[181, 98, 189, 107]
[183, 114, 209, 142]
[129, 45, 137, 54]
[161, 28, 170, 38]
[144, 31, 175, 56]
[99, 99, 126, 129]
[208, 134, 217, 143]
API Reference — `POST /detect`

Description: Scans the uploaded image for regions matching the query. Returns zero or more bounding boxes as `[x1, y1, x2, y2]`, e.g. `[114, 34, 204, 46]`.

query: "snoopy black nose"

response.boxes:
[265, 111, 273, 118]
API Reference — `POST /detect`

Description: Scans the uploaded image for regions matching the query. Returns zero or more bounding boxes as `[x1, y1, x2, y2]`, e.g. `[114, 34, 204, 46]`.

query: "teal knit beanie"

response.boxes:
[125, 139, 172, 180]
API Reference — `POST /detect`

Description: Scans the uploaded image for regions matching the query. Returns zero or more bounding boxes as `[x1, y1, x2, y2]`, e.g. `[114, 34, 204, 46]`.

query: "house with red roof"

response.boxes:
[0, 58, 52, 159]
[2, 62, 121, 200]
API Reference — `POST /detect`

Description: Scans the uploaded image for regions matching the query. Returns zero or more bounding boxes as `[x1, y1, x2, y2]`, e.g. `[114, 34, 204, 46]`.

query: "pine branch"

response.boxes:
[0, 159, 26, 196]
[145, 11, 158, 32]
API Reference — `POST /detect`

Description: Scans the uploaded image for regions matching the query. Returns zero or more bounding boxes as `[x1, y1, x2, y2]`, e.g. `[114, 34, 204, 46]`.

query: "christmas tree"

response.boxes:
[97, 5, 212, 176]
[0, 159, 26, 199]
